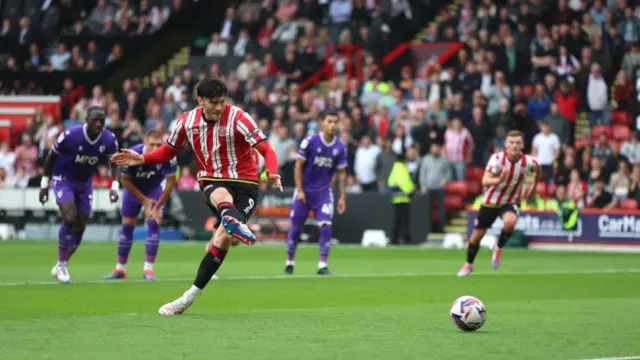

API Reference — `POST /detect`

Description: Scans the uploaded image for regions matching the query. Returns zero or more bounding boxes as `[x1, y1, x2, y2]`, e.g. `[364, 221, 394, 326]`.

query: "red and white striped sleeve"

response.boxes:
[167, 112, 188, 149]
[236, 110, 267, 147]
[485, 152, 501, 175]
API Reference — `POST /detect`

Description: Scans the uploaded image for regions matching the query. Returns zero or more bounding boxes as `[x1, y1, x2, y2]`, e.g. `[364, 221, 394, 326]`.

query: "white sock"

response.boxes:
[318, 261, 327, 269]
[185, 285, 202, 297]
[116, 263, 126, 271]
[286, 260, 295, 266]
[57, 261, 67, 267]
[144, 262, 153, 271]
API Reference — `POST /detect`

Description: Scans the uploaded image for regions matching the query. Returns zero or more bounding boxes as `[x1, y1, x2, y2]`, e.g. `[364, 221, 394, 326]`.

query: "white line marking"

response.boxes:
[0, 268, 639, 287]
[581, 356, 640, 360]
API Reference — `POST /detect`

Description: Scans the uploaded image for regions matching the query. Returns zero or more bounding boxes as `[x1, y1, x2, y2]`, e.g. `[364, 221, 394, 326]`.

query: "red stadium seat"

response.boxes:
[445, 181, 468, 198]
[611, 111, 632, 127]
[547, 183, 557, 197]
[444, 195, 464, 211]
[466, 166, 484, 182]
[591, 125, 612, 140]
[536, 183, 548, 198]
[574, 138, 587, 150]
[620, 198, 638, 209]
[466, 181, 481, 196]
[613, 125, 631, 141]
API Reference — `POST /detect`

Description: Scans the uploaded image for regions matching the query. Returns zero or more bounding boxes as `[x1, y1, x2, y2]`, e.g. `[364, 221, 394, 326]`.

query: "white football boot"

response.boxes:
[52, 264, 71, 283]
[158, 292, 197, 315]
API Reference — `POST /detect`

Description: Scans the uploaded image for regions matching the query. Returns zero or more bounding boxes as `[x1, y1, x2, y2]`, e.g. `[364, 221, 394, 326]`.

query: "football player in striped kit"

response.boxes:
[458, 130, 541, 277]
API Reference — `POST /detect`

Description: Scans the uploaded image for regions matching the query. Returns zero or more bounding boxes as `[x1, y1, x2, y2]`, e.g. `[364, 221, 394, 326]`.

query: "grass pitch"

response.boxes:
[0, 241, 639, 360]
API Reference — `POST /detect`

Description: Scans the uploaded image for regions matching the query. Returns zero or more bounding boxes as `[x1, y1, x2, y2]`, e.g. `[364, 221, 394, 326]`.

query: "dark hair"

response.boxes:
[145, 130, 163, 139]
[196, 78, 227, 99]
[322, 111, 339, 120]
[86, 106, 105, 117]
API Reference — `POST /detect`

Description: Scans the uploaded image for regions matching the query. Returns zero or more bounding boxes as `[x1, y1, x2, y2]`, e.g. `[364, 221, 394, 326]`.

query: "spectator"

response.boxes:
[0, 142, 16, 176]
[587, 176, 616, 209]
[609, 160, 632, 201]
[567, 169, 587, 208]
[205, 33, 228, 58]
[14, 134, 38, 176]
[49, 43, 71, 71]
[621, 131, 640, 165]
[236, 53, 261, 82]
[418, 143, 451, 232]
[34, 115, 60, 160]
[527, 83, 551, 121]
[554, 81, 579, 143]
[92, 165, 113, 189]
[585, 63, 610, 126]
[629, 164, 640, 203]
[6, 166, 30, 189]
[612, 70, 634, 112]
[86, 0, 116, 34]
[0, 168, 6, 188]
[374, 139, 396, 191]
[165, 75, 187, 103]
[64, 109, 82, 129]
[532, 121, 561, 184]
[466, 106, 491, 166]
[484, 71, 511, 116]
[545, 102, 571, 145]
[444, 117, 472, 181]
[354, 135, 381, 191]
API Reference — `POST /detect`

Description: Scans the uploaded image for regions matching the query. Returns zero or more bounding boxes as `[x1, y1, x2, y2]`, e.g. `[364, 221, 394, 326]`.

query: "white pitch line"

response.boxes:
[581, 356, 640, 360]
[0, 268, 639, 287]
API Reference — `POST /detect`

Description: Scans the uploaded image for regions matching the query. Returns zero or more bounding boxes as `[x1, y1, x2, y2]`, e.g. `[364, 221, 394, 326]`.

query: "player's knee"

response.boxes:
[72, 224, 86, 233]
[212, 233, 231, 248]
[209, 187, 233, 208]
[62, 213, 78, 227]
[502, 214, 517, 230]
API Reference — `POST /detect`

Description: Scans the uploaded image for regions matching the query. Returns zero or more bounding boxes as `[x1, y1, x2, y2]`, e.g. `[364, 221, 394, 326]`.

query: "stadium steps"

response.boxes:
[415, 2, 460, 41]
[575, 112, 589, 137]
[144, 47, 191, 85]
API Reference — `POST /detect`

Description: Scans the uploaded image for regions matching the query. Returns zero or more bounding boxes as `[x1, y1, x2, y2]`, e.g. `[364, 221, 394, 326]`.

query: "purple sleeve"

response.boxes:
[297, 137, 312, 160]
[336, 146, 348, 169]
[51, 130, 70, 154]
[165, 158, 178, 176]
[106, 136, 119, 155]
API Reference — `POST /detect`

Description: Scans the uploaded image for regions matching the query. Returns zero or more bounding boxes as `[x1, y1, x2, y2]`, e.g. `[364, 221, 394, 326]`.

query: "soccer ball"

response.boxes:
[450, 295, 487, 332]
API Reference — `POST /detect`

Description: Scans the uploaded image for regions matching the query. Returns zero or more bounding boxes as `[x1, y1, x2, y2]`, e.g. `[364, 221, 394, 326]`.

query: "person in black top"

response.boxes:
[587, 176, 616, 210]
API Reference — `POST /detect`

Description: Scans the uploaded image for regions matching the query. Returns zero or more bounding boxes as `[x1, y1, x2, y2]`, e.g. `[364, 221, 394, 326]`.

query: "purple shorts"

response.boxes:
[52, 178, 93, 216]
[290, 189, 334, 225]
[120, 186, 164, 218]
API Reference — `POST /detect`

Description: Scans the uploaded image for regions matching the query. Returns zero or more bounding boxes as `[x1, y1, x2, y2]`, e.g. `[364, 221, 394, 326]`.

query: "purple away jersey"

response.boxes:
[290, 134, 347, 224]
[51, 125, 118, 214]
[120, 143, 177, 218]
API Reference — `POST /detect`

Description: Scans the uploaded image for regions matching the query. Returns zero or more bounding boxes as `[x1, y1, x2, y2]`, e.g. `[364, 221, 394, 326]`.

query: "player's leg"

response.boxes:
[284, 195, 309, 274]
[205, 183, 256, 245]
[67, 184, 93, 261]
[143, 187, 164, 280]
[492, 205, 519, 269]
[457, 206, 498, 277]
[50, 180, 77, 283]
[311, 192, 335, 275]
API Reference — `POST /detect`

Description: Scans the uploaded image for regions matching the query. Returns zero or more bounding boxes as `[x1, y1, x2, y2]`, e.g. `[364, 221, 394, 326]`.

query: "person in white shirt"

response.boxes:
[205, 33, 228, 58]
[354, 135, 381, 191]
[531, 121, 560, 184]
[586, 63, 610, 126]
[165, 75, 187, 102]
[0, 142, 16, 176]
[621, 131, 640, 165]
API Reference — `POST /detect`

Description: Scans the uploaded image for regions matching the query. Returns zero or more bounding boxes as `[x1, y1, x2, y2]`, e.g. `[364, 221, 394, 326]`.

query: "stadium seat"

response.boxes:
[613, 125, 631, 141]
[574, 138, 587, 149]
[536, 183, 548, 198]
[620, 198, 638, 209]
[445, 181, 468, 198]
[466, 181, 481, 195]
[466, 166, 484, 182]
[444, 195, 464, 211]
[591, 125, 612, 140]
[547, 183, 557, 197]
[611, 111, 632, 126]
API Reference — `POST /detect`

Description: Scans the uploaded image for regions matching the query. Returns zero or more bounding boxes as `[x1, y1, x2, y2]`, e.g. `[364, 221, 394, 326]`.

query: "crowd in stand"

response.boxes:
[0, 0, 183, 74]
[1, 0, 640, 232]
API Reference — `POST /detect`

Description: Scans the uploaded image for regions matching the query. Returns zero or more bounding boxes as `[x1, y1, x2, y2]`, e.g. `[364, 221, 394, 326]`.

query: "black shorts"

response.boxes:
[474, 204, 520, 230]
[199, 179, 259, 222]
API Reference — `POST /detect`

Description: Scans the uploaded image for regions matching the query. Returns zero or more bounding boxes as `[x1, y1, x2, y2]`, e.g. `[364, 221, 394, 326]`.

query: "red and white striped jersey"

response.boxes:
[482, 151, 540, 206]
[167, 105, 267, 183]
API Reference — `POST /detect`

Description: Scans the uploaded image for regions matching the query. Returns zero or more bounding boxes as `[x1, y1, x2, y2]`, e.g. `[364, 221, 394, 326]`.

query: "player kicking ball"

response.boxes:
[111, 78, 281, 315]
[104, 130, 177, 281]
[458, 130, 540, 277]
[40, 107, 120, 283]
[284, 112, 347, 275]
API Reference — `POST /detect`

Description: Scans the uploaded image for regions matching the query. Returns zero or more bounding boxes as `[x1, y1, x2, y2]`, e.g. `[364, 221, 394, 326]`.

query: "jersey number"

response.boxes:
[243, 198, 255, 215]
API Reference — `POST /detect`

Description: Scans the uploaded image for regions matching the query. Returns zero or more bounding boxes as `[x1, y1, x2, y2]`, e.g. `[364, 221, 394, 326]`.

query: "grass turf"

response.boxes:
[0, 241, 638, 360]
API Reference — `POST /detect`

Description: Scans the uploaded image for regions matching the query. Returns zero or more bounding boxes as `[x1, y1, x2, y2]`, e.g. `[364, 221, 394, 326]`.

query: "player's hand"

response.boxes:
[522, 184, 536, 200]
[39, 188, 49, 205]
[337, 196, 346, 215]
[109, 189, 119, 203]
[296, 189, 306, 203]
[497, 168, 508, 182]
[148, 205, 162, 224]
[265, 170, 283, 191]
[143, 198, 156, 219]
[111, 149, 144, 166]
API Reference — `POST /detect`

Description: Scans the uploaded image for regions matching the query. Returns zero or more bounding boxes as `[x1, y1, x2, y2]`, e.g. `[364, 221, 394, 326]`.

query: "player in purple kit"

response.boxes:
[284, 112, 347, 275]
[104, 130, 177, 281]
[39, 107, 120, 283]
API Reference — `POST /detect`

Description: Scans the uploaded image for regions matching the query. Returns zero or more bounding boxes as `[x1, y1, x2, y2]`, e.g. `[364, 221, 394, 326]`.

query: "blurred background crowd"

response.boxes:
[1, 0, 639, 233]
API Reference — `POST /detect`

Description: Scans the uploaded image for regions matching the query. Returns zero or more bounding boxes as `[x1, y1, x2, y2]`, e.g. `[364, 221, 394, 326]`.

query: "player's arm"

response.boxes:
[107, 138, 121, 202]
[139, 115, 185, 165]
[120, 174, 146, 202]
[39, 132, 65, 203]
[155, 159, 179, 208]
[238, 112, 281, 189]
[294, 158, 305, 193]
[481, 171, 503, 187]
